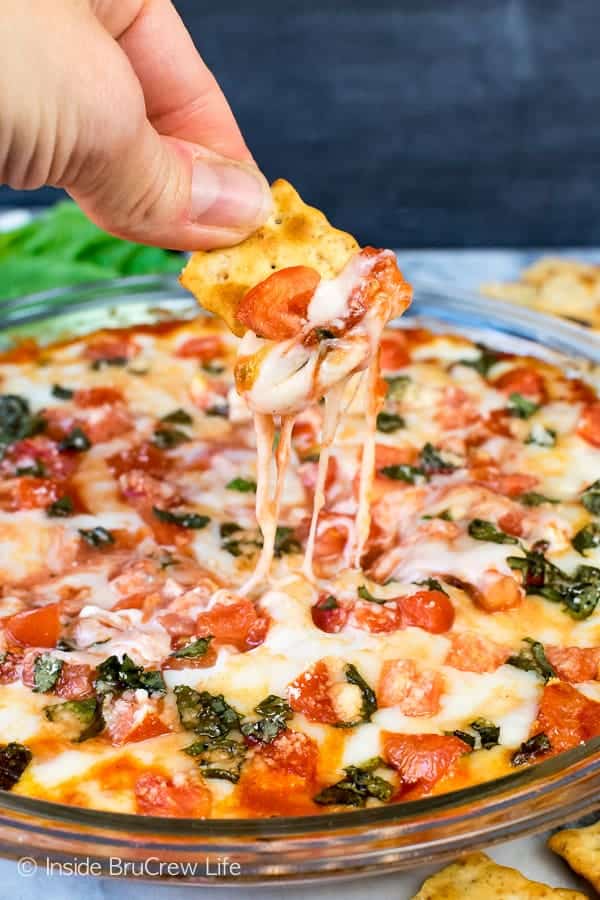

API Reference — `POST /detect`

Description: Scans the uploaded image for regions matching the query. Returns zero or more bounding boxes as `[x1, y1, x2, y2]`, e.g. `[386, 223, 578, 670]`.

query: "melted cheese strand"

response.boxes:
[302, 379, 348, 581]
[353, 355, 381, 567]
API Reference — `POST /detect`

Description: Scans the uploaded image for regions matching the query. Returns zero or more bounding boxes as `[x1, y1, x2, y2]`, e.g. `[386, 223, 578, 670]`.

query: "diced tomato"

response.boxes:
[106, 699, 171, 746]
[55, 663, 95, 699]
[73, 387, 123, 407]
[444, 631, 509, 673]
[399, 590, 455, 634]
[375, 444, 418, 470]
[311, 594, 349, 633]
[175, 334, 225, 361]
[535, 682, 600, 754]
[108, 442, 168, 479]
[498, 508, 525, 537]
[3, 436, 77, 481]
[378, 659, 444, 716]
[287, 660, 338, 724]
[5, 603, 60, 648]
[494, 366, 546, 400]
[237, 266, 321, 340]
[577, 402, 600, 448]
[258, 729, 318, 779]
[382, 732, 470, 794]
[291, 418, 319, 457]
[238, 756, 316, 816]
[118, 470, 180, 506]
[545, 647, 600, 684]
[470, 465, 539, 498]
[483, 408, 514, 438]
[436, 386, 480, 430]
[312, 520, 351, 570]
[135, 772, 211, 817]
[196, 597, 268, 652]
[476, 573, 523, 612]
[9, 476, 60, 510]
[380, 333, 410, 371]
[352, 600, 402, 633]
[350, 248, 412, 323]
[83, 333, 139, 362]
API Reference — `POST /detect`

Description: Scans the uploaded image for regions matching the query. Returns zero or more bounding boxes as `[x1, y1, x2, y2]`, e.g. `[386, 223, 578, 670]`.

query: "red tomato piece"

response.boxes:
[5, 604, 60, 648]
[498, 508, 526, 537]
[535, 682, 600, 754]
[175, 334, 225, 361]
[380, 333, 410, 371]
[2, 436, 77, 481]
[494, 366, 546, 400]
[108, 442, 168, 478]
[578, 402, 600, 448]
[135, 772, 211, 817]
[237, 266, 321, 340]
[545, 647, 600, 684]
[106, 699, 171, 746]
[10, 477, 60, 510]
[352, 600, 402, 634]
[444, 631, 509, 673]
[55, 663, 95, 700]
[436, 386, 480, 430]
[73, 387, 123, 407]
[196, 597, 268, 652]
[0, 652, 23, 684]
[382, 732, 470, 791]
[311, 594, 349, 633]
[258, 729, 318, 779]
[378, 659, 444, 716]
[291, 419, 319, 457]
[476, 574, 524, 613]
[287, 660, 338, 724]
[470, 465, 539, 498]
[399, 590, 455, 634]
[83, 333, 139, 362]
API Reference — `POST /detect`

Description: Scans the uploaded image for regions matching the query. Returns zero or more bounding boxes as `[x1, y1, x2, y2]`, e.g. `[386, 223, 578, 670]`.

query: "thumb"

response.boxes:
[67, 122, 272, 252]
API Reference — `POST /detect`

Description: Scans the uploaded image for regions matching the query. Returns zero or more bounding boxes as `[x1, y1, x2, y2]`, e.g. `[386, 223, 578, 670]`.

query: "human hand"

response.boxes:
[0, 0, 272, 250]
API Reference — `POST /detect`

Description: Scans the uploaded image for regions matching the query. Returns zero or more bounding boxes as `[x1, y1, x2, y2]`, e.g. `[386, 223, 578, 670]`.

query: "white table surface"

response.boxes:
[1, 245, 599, 898]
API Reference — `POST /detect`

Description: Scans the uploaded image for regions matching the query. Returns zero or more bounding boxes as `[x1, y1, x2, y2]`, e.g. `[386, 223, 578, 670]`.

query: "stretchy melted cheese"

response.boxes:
[0, 314, 598, 819]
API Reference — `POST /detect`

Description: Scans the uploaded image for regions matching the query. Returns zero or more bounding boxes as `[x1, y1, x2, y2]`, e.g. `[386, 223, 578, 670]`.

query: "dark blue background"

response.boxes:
[1, 0, 598, 247]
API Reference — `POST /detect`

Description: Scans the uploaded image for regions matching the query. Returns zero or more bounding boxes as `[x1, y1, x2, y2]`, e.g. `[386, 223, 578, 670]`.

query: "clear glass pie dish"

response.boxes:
[0, 274, 598, 885]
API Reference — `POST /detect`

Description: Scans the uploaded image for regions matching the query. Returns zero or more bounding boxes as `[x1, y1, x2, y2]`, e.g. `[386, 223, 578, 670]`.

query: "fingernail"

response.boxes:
[190, 157, 272, 231]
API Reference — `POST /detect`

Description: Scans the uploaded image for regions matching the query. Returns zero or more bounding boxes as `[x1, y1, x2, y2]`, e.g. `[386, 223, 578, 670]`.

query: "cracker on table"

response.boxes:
[179, 179, 359, 335]
[549, 822, 600, 894]
[481, 256, 600, 329]
[411, 851, 589, 899]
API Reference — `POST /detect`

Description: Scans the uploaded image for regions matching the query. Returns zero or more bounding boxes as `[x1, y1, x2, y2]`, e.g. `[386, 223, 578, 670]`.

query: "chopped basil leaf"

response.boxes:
[385, 374, 411, 399]
[205, 403, 229, 418]
[422, 509, 453, 521]
[152, 507, 210, 529]
[226, 477, 257, 493]
[506, 638, 556, 682]
[183, 735, 246, 782]
[274, 525, 301, 556]
[458, 344, 499, 377]
[319, 595, 339, 610]
[379, 463, 423, 483]
[0, 394, 45, 456]
[376, 411, 405, 433]
[333, 663, 377, 727]
[419, 442, 457, 475]
[160, 408, 193, 425]
[315, 328, 336, 341]
[572, 522, 600, 556]
[58, 426, 91, 452]
[519, 492, 559, 507]
[174, 685, 240, 737]
[507, 392, 539, 419]
[511, 732, 551, 766]
[51, 384, 74, 400]
[468, 518, 518, 544]
[357, 584, 387, 604]
[151, 427, 188, 449]
[448, 729, 477, 749]
[240, 694, 293, 744]
[172, 635, 213, 659]
[45, 697, 104, 742]
[90, 356, 127, 371]
[507, 549, 600, 619]
[78, 526, 115, 548]
[32, 653, 63, 693]
[415, 577, 449, 596]
[581, 479, 600, 515]
[0, 742, 32, 789]
[314, 757, 393, 807]
[46, 495, 73, 518]
[219, 522, 262, 557]
[470, 717, 501, 749]
[525, 424, 556, 447]
[95, 654, 166, 695]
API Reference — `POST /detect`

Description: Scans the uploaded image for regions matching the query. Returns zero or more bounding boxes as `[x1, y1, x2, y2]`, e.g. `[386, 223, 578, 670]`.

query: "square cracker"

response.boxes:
[179, 179, 359, 335]
[549, 822, 600, 893]
[411, 852, 589, 899]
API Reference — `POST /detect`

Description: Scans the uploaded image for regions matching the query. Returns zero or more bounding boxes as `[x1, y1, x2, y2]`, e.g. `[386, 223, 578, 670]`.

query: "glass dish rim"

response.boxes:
[0, 273, 598, 847]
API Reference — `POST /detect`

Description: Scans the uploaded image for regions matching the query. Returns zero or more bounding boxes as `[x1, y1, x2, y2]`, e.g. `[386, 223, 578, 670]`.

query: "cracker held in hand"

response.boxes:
[411, 852, 588, 899]
[549, 822, 600, 893]
[180, 178, 359, 335]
